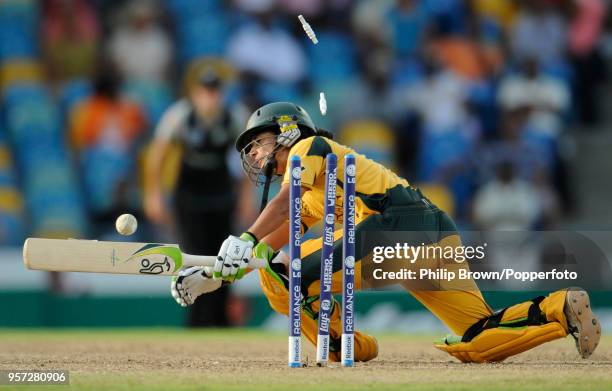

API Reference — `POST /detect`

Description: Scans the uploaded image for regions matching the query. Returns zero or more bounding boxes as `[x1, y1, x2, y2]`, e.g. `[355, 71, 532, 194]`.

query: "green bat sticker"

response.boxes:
[127, 244, 183, 275]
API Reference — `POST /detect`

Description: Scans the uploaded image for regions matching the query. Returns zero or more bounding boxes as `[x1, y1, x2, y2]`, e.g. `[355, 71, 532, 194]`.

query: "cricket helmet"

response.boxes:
[235, 102, 316, 153]
[237, 102, 317, 186]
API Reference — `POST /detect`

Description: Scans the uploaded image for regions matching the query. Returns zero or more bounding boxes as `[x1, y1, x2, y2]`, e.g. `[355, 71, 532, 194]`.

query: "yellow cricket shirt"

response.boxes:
[282, 136, 418, 231]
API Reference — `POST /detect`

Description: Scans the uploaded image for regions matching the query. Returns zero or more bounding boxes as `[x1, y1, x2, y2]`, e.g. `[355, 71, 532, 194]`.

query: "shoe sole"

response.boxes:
[565, 289, 601, 358]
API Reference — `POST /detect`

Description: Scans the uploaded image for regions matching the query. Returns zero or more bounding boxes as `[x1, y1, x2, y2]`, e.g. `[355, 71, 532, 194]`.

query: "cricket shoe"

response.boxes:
[564, 288, 601, 358]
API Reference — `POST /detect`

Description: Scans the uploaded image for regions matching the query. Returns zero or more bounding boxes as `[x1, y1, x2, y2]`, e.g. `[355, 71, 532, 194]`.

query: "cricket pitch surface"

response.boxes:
[1, 329, 611, 390]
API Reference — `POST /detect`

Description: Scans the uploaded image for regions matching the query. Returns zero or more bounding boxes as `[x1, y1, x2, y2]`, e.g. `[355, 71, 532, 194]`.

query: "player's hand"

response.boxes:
[171, 266, 222, 307]
[253, 241, 276, 263]
[253, 242, 284, 277]
[213, 233, 257, 281]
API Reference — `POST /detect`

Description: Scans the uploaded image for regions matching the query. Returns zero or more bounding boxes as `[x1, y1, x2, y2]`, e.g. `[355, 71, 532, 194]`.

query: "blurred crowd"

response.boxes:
[0, 0, 611, 246]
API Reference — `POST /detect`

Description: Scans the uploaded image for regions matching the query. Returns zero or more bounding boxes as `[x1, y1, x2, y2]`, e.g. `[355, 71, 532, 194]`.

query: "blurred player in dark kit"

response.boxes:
[145, 65, 253, 326]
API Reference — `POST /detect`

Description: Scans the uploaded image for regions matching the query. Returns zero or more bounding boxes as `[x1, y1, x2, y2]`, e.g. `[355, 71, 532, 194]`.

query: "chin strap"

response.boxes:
[259, 157, 277, 212]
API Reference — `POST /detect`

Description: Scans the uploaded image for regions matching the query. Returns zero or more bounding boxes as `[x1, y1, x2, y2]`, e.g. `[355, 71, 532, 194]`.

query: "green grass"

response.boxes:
[57, 377, 612, 391]
[0, 329, 610, 391]
[5, 374, 612, 391]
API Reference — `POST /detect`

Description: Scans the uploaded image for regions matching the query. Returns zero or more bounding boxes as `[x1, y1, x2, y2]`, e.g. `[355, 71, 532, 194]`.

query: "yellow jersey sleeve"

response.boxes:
[282, 138, 324, 188]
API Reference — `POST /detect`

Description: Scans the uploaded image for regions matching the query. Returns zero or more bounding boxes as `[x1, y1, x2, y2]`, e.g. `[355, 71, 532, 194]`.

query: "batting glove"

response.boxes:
[213, 232, 257, 281]
[171, 266, 222, 307]
[253, 241, 276, 263]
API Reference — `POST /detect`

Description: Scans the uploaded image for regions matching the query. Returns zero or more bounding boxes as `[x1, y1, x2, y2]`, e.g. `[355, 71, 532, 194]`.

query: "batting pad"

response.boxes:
[434, 322, 567, 363]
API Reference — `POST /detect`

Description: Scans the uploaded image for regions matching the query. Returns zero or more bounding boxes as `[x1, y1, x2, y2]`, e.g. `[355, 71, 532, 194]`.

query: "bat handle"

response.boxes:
[248, 258, 269, 269]
[182, 253, 268, 269]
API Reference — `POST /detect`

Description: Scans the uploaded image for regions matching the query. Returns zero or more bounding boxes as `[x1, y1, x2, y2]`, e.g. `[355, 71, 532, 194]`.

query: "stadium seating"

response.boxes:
[256, 81, 302, 105]
[0, 127, 25, 245]
[0, 0, 38, 61]
[177, 15, 230, 62]
[417, 126, 478, 214]
[3, 83, 87, 238]
[0, 0, 589, 242]
[165, 0, 222, 17]
[339, 120, 396, 169]
[58, 79, 92, 122]
[390, 58, 425, 88]
[0, 60, 43, 90]
[123, 80, 173, 126]
[307, 31, 357, 84]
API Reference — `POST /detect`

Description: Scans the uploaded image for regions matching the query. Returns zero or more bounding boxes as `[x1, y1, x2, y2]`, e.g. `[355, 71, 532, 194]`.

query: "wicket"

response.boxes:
[316, 153, 337, 365]
[289, 155, 303, 368]
[342, 153, 356, 367]
[288, 153, 356, 368]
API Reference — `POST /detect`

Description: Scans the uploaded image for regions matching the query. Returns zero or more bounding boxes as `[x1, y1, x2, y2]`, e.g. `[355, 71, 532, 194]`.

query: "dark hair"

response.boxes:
[314, 128, 334, 140]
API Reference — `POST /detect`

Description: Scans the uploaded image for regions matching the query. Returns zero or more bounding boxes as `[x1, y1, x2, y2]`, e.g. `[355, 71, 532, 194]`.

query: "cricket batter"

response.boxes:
[171, 102, 601, 363]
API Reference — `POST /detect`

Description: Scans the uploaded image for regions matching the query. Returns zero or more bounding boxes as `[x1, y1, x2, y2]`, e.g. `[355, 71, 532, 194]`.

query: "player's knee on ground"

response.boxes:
[435, 323, 566, 363]
[435, 292, 569, 363]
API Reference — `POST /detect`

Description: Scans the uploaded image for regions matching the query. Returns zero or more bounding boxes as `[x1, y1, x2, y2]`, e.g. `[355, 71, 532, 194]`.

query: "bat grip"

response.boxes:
[182, 253, 268, 269]
[248, 258, 269, 269]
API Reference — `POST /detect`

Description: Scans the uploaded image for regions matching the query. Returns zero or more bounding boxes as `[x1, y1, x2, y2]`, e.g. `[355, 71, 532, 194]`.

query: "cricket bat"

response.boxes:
[23, 238, 268, 276]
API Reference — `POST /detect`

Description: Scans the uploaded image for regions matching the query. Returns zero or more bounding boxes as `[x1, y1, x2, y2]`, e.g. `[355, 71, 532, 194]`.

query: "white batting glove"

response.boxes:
[171, 266, 222, 307]
[213, 233, 257, 281]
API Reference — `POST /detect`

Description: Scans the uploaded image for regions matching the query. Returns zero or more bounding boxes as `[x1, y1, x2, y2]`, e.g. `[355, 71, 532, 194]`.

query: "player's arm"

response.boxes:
[248, 139, 319, 241]
[213, 139, 321, 281]
[248, 196, 319, 277]
[210, 185, 307, 280]
[259, 195, 318, 250]
[144, 101, 187, 224]
[261, 220, 290, 250]
[248, 183, 304, 242]
[144, 138, 172, 224]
